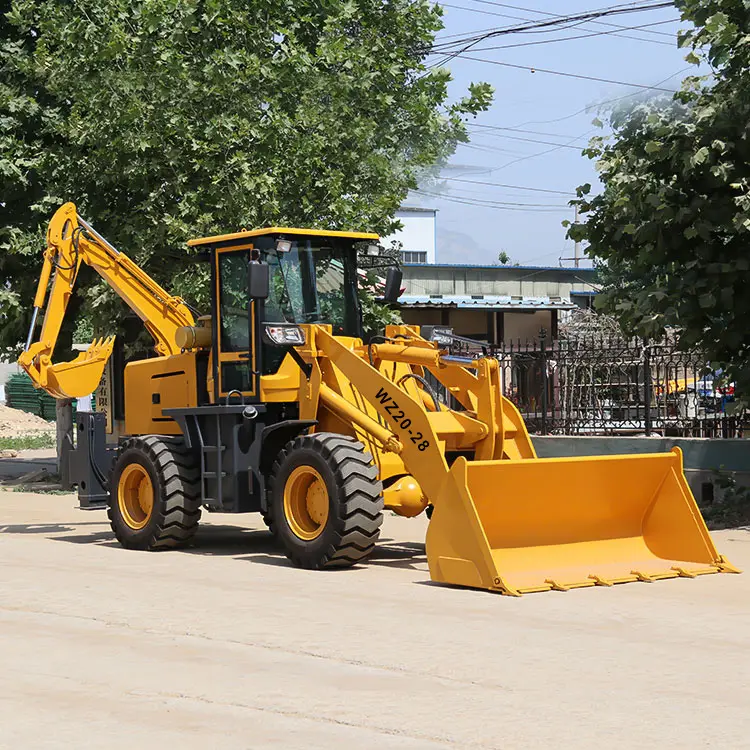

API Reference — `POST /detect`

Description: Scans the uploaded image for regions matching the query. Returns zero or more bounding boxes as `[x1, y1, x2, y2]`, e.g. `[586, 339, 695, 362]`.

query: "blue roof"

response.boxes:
[400, 294, 575, 310]
[401, 262, 596, 273]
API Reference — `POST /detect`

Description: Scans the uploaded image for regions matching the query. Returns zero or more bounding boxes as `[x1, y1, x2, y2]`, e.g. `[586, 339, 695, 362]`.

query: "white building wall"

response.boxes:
[382, 208, 436, 264]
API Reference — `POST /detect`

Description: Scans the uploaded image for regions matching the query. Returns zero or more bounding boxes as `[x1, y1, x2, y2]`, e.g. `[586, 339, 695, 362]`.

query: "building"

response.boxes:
[381, 207, 437, 264]
[398, 262, 598, 344]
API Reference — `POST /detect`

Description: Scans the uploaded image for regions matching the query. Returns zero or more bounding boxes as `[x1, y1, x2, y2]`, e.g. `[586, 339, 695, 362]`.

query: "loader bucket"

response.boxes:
[426, 448, 738, 595]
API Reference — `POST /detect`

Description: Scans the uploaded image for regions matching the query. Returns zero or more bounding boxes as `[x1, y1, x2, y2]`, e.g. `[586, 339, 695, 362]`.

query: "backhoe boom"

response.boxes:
[19, 202, 195, 398]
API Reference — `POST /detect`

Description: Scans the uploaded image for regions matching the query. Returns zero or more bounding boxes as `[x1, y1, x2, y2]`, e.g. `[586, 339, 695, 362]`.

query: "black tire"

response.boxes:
[260, 507, 276, 535]
[268, 433, 383, 569]
[108, 436, 202, 550]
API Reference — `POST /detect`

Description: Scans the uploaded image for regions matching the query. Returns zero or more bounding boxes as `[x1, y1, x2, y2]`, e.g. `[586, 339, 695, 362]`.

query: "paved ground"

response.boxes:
[1, 489, 749, 749]
[0, 448, 57, 482]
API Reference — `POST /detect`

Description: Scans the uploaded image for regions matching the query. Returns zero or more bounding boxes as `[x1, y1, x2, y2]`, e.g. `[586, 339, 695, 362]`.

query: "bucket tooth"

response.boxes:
[631, 569, 655, 583]
[671, 566, 697, 578]
[544, 578, 571, 592]
[588, 574, 614, 587]
[717, 557, 742, 574]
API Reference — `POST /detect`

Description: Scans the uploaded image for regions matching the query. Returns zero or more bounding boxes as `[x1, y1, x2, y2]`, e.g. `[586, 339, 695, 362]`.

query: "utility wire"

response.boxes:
[429, 1, 675, 59]
[440, 177, 575, 195]
[480, 0, 679, 38]
[472, 128, 599, 176]
[506, 66, 691, 128]
[460, 19, 678, 51]
[452, 57, 678, 92]
[457, 67, 689, 175]
[415, 189, 569, 211]
[468, 123, 592, 140]
[438, 4, 675, 47]
[461, 130, 586, 149]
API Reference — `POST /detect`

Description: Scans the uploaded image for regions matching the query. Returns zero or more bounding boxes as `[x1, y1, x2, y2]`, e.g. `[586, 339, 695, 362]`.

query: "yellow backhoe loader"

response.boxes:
[18, 202, 738, 595]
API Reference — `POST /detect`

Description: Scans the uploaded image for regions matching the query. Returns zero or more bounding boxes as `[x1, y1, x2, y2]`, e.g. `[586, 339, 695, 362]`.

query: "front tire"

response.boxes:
[108, 436, 201, 550]
[269, 433, 384, 568]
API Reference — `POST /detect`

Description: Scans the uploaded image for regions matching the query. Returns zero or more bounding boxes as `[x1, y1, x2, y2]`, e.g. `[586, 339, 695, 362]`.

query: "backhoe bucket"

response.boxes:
[426, 448, 737, 595]
[37, 337, 114, 399]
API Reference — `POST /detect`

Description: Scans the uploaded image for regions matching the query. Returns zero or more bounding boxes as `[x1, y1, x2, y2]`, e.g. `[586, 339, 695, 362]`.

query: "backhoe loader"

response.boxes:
[18, 202, 738, 595]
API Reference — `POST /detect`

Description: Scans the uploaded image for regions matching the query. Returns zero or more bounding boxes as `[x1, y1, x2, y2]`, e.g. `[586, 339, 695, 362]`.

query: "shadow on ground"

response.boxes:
[0, 518, 428, 571]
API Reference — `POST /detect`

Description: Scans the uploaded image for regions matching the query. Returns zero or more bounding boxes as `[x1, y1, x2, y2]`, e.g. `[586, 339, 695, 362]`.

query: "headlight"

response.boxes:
[421, 325, 453, 346]
[263, 324, 306, 346]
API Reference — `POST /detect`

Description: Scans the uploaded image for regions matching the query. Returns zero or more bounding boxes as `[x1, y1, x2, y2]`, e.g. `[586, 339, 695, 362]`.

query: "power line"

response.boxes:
[425, 189, 569, 207]
[505, 66, 691, 128]
[482, 0, 678, 38]
[458, 142, 529, 155]
[452, 57, 679, 92]
[456, 67, 689, 176]
[415, 189, 569, 211]
[468, 123, 591, 140]
[429, 1, 675, 60]
[462, 18, 678, 51]
[440, 177, 575, 195]
[462, 129, 586, 149]
[438, 4, 676, 46]
[472, 128, 599, 176]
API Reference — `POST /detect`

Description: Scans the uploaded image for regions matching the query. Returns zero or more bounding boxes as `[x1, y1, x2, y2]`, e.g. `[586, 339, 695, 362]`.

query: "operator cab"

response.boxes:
[187, 227, 380, 402]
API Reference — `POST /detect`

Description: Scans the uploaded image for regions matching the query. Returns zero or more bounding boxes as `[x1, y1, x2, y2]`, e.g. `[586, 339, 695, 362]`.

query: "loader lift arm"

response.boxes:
[18, 202, 195, 398]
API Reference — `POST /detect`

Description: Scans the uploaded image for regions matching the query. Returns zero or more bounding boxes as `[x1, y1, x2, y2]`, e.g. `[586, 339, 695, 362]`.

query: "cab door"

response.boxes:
[214, 245, 258, 400]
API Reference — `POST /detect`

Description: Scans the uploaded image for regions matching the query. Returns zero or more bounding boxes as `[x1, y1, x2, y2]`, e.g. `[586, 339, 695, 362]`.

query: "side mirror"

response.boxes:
[248, 262, 269, 299]
[383, 267, 403, 304]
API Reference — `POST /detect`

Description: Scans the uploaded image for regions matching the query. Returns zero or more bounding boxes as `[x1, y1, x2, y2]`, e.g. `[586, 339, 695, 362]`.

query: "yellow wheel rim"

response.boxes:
[283, 465, 329, 541]
[118, 463, 154, 531]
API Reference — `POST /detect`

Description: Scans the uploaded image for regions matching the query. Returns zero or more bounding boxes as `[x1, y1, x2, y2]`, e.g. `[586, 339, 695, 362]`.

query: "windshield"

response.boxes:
[263, 238, 360, 337]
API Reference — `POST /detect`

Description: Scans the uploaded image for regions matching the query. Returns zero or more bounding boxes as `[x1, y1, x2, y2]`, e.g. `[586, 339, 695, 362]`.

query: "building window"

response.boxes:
[401, 251, 428, 264]
[571, 294, 595, 310]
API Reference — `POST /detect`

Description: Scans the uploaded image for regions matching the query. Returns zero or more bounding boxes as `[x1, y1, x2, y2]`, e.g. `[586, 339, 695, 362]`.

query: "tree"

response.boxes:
[497, 250, 511, 265]
[0, 0, 492, 351]
[568, 0, 750, 391]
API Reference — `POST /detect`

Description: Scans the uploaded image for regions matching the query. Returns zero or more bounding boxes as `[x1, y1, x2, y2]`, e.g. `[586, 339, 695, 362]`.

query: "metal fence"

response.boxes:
[497, 334, 745, 437]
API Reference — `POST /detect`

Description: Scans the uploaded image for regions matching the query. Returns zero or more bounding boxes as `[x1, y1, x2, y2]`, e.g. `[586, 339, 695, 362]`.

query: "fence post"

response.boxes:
[540, 328, 548, 435]
[643, 338, 652, 437]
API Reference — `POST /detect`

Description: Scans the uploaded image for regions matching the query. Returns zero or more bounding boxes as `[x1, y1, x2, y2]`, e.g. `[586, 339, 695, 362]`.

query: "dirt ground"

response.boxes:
[0, 404, 55, 438]
[1, 489, 749, 749]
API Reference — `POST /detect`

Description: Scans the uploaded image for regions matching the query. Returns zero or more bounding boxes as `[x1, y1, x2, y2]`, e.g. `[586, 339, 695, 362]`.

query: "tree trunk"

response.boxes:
[56, 398, 74, 482]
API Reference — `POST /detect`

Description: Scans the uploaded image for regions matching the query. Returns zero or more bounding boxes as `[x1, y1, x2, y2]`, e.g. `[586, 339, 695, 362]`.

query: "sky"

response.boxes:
[412, 0, 689, 266]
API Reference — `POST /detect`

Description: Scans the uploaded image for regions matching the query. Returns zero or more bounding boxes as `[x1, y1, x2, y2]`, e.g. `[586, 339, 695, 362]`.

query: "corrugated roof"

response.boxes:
[399, 294, 576, 310]
[401, 262, 597, 273]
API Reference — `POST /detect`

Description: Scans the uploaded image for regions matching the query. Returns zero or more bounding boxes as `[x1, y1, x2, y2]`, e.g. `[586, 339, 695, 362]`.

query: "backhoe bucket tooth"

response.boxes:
[42, 336, 115, 399]
[426, 448, 737, 596]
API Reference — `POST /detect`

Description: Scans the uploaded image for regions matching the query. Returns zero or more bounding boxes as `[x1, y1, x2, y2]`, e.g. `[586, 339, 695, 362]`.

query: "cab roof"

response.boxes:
[187, 226, 379, 247]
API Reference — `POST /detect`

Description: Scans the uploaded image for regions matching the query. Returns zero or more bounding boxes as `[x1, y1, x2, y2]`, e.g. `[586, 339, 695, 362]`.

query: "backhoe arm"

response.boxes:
[18, 202, 195, 399]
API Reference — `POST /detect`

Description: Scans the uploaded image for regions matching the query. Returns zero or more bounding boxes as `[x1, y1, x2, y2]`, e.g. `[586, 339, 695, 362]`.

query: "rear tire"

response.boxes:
[108, 436, 202, 550]
[268, 433, 383, 568]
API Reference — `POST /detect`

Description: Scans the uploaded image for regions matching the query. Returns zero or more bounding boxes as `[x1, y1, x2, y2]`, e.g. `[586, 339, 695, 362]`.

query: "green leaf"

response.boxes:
[692, 146, 710, 165]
